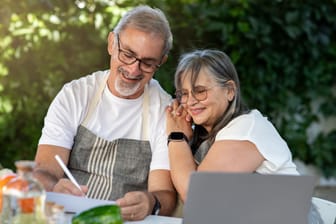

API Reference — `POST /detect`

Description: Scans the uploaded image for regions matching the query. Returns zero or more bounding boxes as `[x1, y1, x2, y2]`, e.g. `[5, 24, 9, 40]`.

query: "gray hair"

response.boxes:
[113, 5, 173, 55]
[175, 49, 249, 147]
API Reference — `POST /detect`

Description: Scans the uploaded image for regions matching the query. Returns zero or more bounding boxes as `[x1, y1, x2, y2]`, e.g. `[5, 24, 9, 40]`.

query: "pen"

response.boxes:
[54, 154, 86, 197]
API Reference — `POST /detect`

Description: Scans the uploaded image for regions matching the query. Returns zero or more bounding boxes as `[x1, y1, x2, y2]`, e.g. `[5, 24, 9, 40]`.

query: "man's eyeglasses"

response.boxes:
[175, 86, 218, 104]
[117, 34, 161, 73]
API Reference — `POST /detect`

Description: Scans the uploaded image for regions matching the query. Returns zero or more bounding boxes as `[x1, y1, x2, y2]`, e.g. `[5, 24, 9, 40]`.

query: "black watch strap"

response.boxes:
[167, 132, 189, 146]
[151, 195, 161, 215]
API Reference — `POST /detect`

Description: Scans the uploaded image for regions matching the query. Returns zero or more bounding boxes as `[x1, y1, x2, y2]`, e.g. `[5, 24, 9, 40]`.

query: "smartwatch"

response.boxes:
[167, 132, 189, 145]
[151, 195, 161, 215]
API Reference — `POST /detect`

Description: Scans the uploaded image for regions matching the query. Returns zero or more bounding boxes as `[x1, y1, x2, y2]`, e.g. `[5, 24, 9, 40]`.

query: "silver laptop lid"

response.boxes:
[183, 172, 317, 224]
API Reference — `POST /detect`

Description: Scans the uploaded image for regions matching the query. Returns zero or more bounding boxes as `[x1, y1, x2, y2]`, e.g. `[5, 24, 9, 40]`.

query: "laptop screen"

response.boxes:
[183, 172, 317, 224]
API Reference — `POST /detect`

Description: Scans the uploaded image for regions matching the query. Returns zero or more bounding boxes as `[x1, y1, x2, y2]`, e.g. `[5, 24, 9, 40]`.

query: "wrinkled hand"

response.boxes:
[116, 191, 153, 221]
[166, 99, 193, 140]
[52, 178, 88, 197]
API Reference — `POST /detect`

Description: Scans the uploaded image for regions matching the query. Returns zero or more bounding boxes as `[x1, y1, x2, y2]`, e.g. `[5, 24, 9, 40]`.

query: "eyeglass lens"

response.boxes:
[176, 86, 209, 103]
[117, 35, 159, 72]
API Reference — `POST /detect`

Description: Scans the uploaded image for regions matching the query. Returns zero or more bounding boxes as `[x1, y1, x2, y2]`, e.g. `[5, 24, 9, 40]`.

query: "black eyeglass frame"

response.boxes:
[116, 34, 163, 73]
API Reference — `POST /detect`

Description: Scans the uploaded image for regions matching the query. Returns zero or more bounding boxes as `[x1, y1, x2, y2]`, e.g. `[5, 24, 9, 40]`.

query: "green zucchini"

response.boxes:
[72, 205, 123, 224]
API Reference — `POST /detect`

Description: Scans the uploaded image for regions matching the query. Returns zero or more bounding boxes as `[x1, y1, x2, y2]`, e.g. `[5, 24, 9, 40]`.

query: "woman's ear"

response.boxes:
[107, 32, 115, 55]
[226, 80, 236, 101]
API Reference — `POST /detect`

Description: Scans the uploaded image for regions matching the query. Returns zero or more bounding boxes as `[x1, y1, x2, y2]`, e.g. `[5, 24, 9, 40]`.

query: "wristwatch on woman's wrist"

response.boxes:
[167, 132, 189, 146]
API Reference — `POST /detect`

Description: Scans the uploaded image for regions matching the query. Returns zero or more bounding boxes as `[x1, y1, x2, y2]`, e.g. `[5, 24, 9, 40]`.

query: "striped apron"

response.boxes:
[68, 75, 151, 200]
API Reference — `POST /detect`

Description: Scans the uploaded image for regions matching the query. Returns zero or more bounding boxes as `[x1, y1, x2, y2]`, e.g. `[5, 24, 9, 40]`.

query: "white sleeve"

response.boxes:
[216, 110, 295, 173]
[148, 80, 172, 171]
[38, 82, 88, 149]
[150, 113, 170, 170]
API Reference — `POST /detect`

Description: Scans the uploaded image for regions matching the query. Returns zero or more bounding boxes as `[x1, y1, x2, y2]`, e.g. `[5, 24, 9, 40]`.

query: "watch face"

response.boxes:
[152, 196, 161, 215]
[154, 207, 160, 216]
[170, 132, 184, 140]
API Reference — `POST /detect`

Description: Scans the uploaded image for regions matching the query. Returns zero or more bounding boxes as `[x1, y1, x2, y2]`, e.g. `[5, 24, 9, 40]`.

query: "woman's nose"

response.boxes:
[186, 92, 198, 105]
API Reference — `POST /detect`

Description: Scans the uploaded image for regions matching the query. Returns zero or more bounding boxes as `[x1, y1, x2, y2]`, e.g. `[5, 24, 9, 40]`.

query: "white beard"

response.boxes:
[115, 67, 142, 97]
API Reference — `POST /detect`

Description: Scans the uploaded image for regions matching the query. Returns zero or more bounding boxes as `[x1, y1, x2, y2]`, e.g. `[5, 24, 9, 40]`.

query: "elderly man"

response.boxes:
[34, 5, 176, 221]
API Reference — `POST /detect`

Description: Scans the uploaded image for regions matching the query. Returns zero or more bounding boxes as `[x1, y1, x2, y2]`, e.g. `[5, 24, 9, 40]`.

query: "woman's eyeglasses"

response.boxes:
[175, 86, 218, 104]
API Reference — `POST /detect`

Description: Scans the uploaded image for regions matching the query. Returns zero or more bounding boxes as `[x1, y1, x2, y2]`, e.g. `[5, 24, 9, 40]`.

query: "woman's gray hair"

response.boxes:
[175, 49, 249, 147]
[113, 5, 173, 55]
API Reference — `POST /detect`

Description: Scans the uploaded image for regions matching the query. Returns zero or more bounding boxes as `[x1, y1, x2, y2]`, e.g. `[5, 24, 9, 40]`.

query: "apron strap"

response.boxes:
[141, 84, 149, 141]
[82, 74, 109, 127]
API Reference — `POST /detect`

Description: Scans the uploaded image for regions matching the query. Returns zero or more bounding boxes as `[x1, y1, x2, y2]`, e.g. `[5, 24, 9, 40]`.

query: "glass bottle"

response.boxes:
[51, 204, 65, 224]
[1, 160, 46, 224]
[46, 202, 66, 224]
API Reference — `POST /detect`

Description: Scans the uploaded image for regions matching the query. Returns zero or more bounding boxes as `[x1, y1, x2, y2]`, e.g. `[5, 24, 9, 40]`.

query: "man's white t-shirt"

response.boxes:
[215, 109, 299, 175]
[39, 70, 172, 170]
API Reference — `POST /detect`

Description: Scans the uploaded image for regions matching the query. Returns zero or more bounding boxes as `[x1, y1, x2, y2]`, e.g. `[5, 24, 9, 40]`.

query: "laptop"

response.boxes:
[183, 172, 317, 224]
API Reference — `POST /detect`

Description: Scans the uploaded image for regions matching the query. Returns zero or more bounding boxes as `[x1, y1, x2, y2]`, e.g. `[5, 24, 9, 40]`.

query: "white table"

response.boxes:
[125, 215, 182, 224]
[49, 192, 183, 223]
[65, 214, 182, 224]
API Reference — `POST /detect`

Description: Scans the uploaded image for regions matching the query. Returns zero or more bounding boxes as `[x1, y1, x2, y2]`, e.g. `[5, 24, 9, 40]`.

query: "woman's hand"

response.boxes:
[166, 99, 193, 140]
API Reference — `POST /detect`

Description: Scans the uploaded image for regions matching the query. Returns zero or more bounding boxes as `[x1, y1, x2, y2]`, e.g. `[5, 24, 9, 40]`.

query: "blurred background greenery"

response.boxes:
[0, 0, 335, 177]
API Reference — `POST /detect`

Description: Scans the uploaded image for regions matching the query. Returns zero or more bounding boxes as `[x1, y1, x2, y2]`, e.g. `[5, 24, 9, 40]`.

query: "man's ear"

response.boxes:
[160, 54, 168, 65]
[107, 32, 115, 55]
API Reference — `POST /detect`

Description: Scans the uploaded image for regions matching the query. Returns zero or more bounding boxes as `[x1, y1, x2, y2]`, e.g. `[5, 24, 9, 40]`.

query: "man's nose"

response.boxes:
[127, 59, 142, 75]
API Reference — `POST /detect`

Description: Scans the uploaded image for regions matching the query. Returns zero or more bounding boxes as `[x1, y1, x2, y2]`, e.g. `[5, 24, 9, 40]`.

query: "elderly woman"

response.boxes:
[166, 49, 322, 223]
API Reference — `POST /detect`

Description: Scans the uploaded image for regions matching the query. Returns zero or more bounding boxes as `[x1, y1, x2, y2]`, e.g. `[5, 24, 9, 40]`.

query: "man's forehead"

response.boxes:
[119, 29, 165, 58]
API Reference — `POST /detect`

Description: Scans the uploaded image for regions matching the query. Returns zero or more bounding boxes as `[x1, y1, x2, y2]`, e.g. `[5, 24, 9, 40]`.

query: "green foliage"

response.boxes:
[161, 0, 336, 177]
[0, 0, 126, 169]
[0, 0, 335, 177]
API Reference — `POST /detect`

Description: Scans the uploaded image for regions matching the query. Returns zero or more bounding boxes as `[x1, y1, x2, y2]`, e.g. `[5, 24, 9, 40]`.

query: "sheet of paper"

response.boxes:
[125, 215, 183, 224]
[46, 192, 115, 213]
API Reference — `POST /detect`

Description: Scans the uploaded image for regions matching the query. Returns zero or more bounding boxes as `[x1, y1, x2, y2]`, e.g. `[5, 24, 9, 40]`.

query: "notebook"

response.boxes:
[46, 192, 115, 213]
[183, 172, 317, 224]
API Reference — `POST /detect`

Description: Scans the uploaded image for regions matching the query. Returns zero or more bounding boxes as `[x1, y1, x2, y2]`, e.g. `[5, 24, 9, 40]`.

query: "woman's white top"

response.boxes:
[215, 109, 299, 175]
